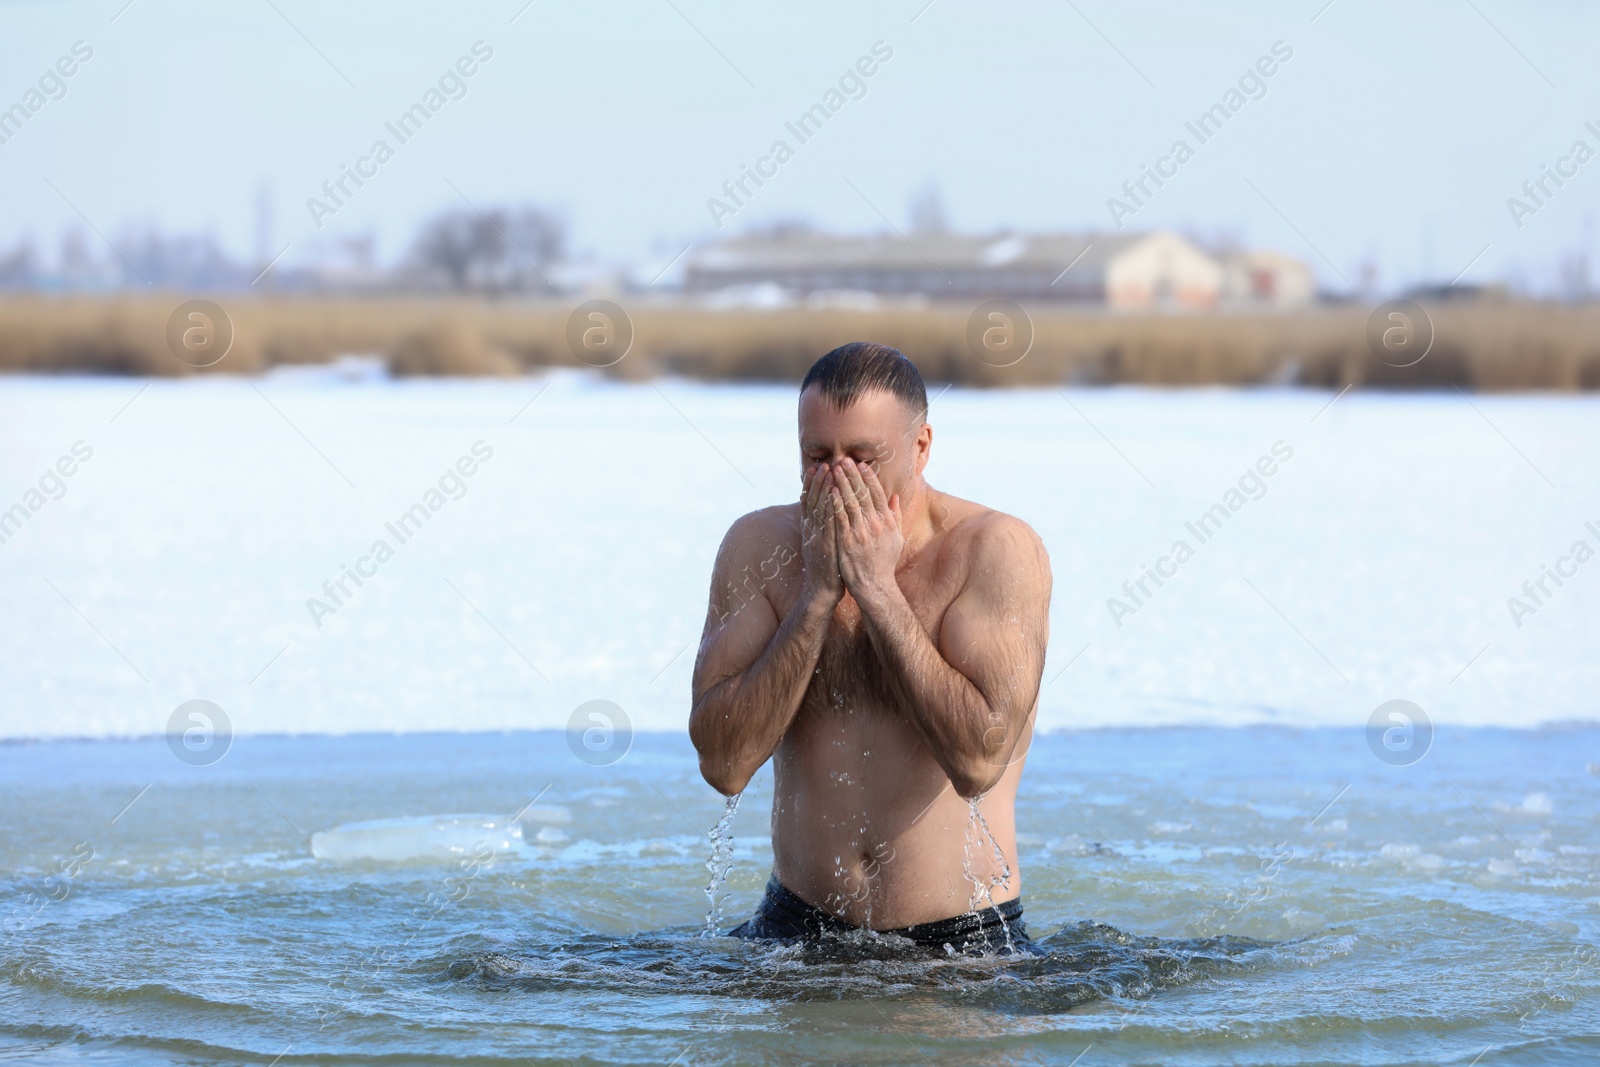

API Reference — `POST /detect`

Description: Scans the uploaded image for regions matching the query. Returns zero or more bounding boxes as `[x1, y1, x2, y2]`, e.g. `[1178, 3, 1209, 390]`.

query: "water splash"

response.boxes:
[702, 793, 741, 936]
[456, 920, 1302, 1011]
[961, 796, 1017, 953]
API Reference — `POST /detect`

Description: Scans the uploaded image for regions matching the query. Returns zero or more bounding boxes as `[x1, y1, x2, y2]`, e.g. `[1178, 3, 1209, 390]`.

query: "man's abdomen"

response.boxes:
[768, 710, 1024, 930]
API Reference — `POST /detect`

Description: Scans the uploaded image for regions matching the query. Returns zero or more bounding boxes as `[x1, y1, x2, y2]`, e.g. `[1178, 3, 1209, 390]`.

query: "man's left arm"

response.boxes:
[829, 459, 1051, 797]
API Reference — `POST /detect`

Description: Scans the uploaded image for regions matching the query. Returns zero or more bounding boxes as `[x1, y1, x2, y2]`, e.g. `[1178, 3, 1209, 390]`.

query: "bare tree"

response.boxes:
[0, 240, 36, 288]
[409, 205, 563, 293]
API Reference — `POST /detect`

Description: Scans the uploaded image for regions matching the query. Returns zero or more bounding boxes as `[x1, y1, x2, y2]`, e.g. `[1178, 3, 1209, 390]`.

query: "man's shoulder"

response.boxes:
[727, 502, 802, 537]
[716, 503, 802, 561]
[937, 494, 1044, 555]
[935, 494, 1050, 584]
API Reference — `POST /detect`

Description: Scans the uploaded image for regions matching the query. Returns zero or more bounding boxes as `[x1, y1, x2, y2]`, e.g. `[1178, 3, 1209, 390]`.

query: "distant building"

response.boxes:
[1219, 249, 1317, 308]
[1102, 232, 1223, 310]
[684, 230, 1309, 310]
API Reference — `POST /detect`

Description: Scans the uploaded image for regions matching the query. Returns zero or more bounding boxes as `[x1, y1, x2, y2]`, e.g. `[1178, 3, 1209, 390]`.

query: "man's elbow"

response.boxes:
[688, 705, 743, 795]
[948, 760, 1007, 800]
[698, 756, 751, 797]
[944, 726, 1020, 798]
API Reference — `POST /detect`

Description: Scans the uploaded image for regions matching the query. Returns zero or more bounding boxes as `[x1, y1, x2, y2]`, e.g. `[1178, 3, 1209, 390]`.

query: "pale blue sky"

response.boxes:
[1, 0, 1596, 291]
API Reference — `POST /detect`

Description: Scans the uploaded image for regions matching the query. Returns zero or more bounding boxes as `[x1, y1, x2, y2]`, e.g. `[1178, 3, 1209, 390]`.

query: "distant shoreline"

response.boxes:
[2, 293, 1598, 390]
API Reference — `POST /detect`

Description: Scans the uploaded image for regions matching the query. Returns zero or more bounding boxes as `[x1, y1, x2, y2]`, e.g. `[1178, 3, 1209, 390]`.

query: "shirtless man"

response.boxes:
[689, 342, 1052, 953]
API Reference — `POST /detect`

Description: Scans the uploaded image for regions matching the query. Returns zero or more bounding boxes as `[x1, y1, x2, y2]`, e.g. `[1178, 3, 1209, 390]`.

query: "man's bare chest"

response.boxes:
[799, 566, 960, 711]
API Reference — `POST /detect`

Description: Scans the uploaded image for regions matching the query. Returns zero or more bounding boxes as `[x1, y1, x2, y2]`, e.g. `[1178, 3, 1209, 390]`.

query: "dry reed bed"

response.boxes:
[1, 294, 1597, 390]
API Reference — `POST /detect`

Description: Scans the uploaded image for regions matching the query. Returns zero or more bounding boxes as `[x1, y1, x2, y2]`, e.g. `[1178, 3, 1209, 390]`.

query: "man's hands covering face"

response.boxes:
[828, 458, 904, 602]
[800, 458, 906, 606]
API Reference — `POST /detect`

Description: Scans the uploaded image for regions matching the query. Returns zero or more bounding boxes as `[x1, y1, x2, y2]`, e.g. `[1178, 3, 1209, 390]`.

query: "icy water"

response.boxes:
[2, 728, 1597, 1066]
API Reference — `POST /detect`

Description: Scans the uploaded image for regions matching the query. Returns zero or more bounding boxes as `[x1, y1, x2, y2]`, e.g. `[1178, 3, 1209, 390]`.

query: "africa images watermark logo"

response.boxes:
[0, 39, 94, 148]
[1106, 39, 1293, 229]
[306, 41, 495, 229]
[566, 700, 632, 766]
[966, 300, 1034, 368]
[305, 441, 495, 628]
[0, 440, 94, 547]
[166, 299, 234, 368]
[1106, 441, 1295, 627]
[1504, 519, 1599, 629]
[1505, 118, 1600, 230]
[1366, 699, 1431, 766]
[565, 300, 633, 367]
[1365, 300, 1434, 368]
[167, 700, 232, 767]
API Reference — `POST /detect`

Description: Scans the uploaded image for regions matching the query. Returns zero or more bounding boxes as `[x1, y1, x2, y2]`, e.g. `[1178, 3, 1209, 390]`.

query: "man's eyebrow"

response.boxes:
[799, 441, 888, 455]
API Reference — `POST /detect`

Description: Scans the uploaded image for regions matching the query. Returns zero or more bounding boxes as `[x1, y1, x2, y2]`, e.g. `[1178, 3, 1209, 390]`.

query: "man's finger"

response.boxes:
[832, 481, 860, 534]
[840, 460, 873, 516]
[829, 485, 851, 536]
[848, 460, 874, 510]
[834, 467, 867, 530]
[860, 462, 890, 515]
[807, 464, 827, 516]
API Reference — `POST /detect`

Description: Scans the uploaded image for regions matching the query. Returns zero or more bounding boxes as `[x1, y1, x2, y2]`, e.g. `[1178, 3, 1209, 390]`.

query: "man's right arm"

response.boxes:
[689, 469, 841, 795]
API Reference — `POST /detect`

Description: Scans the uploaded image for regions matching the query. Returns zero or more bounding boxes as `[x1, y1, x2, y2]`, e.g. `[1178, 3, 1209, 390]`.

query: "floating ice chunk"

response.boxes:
[1379, 842, 1442, 870]
[534, 827, 569, 845]
[515, 805, 572, 826]
[310, 814, 524, 864]
[1281, 907, 1325, 930]
[1520, 792, 1554, 815]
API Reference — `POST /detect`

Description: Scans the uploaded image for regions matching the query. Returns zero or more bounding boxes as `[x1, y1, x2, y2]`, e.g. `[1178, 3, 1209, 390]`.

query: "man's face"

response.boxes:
[797, 386, 927, 502]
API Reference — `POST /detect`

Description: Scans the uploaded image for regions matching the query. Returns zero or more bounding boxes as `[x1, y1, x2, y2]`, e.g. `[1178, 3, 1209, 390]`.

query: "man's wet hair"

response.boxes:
[800, 342, 928, 422]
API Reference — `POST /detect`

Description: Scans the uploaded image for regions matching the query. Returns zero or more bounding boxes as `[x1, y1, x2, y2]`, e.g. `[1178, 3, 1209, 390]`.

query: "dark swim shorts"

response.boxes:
[728, 873, 1037, 955]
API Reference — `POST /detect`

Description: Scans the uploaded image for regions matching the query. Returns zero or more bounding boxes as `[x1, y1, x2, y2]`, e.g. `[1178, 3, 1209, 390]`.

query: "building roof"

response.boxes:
[685, 231, 1154, 280]
[1218, 248, 1314, 271]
